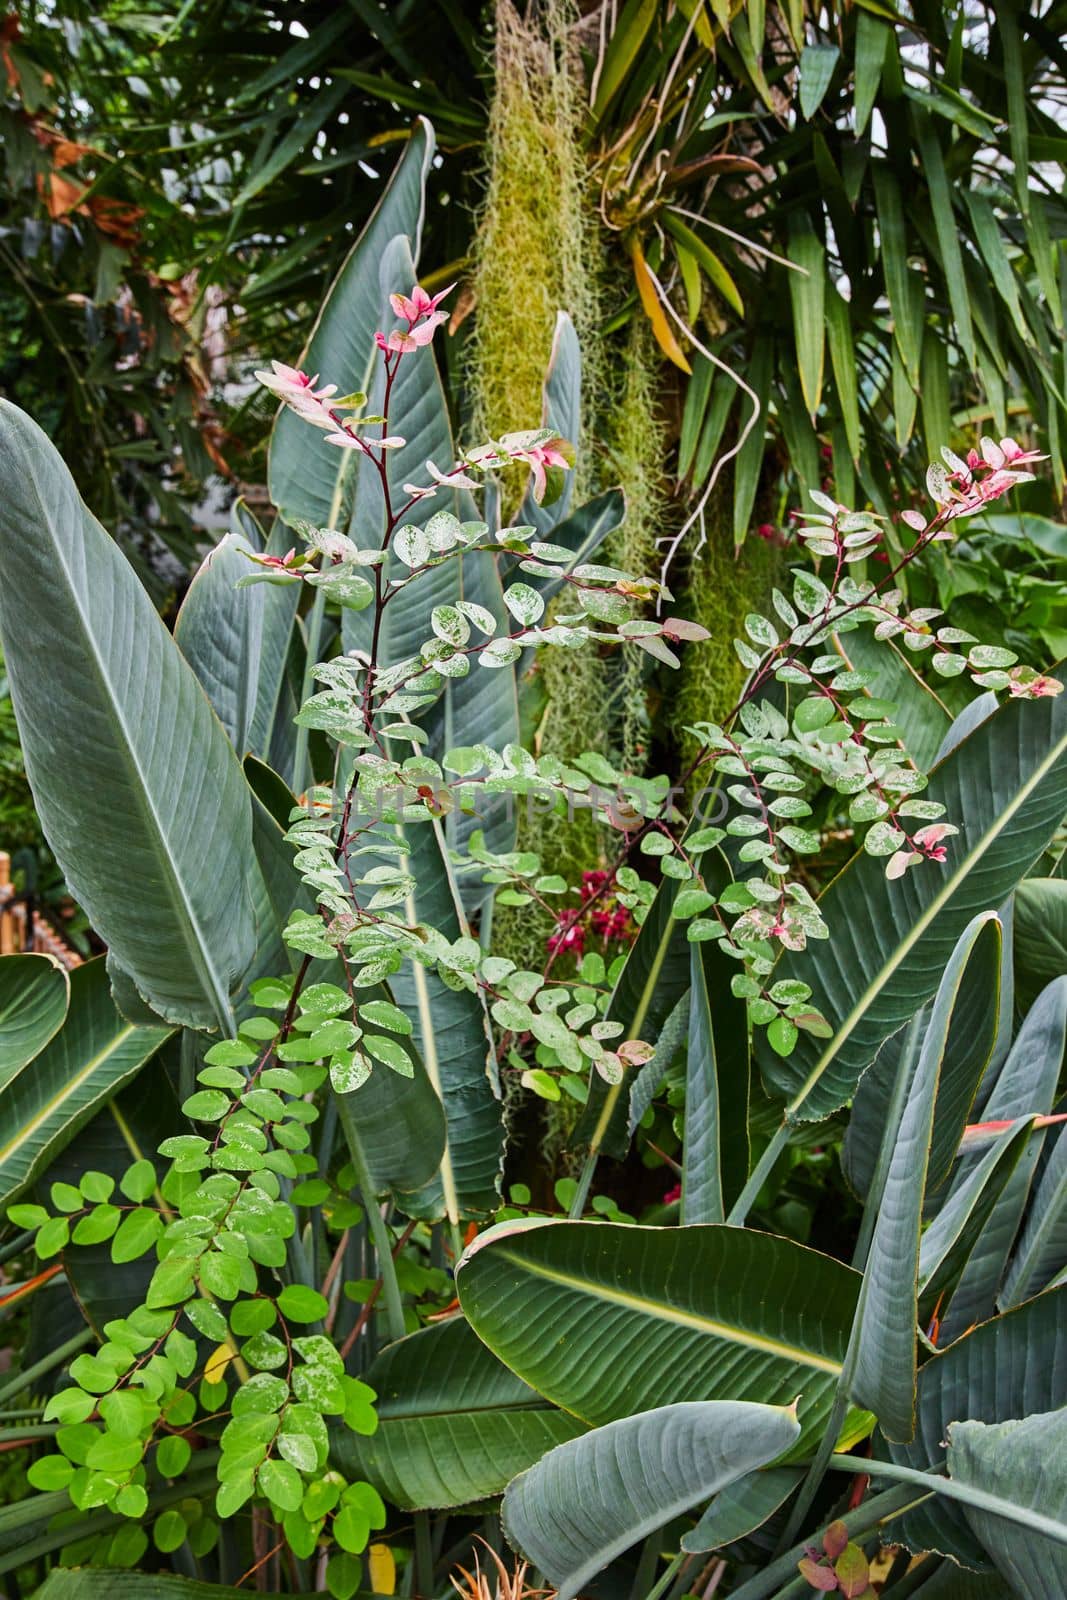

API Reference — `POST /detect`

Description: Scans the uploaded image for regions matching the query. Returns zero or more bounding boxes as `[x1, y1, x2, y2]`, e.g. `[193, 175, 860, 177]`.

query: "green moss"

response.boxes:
[602, 316, 667, 772]
[469, 0, 596, 462]
[670, 488, 780, 777]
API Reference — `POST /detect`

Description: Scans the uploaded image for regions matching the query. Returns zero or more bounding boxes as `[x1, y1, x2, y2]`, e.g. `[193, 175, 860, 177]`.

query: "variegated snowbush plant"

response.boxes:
[2, 130, 1067, 1600]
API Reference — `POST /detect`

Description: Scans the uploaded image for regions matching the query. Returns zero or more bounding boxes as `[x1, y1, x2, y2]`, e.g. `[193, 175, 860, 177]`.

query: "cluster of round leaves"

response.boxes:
[481, 948, 652, 1089]
[286, 508, 698, 760]
[615, 473, 1061, 1057]
[8, 991, 385, 1592]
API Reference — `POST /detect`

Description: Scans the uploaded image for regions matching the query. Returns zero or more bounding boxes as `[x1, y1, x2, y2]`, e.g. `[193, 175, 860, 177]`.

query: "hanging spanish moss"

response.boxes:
[469, 0, 597, 463]
[601, 315, 669, 773]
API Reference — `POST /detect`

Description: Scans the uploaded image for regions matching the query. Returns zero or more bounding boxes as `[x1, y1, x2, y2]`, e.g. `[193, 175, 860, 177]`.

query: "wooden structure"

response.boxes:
[0, 851, 83, 970]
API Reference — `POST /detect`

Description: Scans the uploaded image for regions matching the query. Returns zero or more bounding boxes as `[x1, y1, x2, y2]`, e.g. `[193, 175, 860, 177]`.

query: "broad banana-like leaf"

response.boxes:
[906, 1563, 1017, 1598]
[335, 1315, 584, 1509]
[1013, 877, 1067, 1013]
[457, 1219, 859, 1448]
[0, 403, 259, 1032]
[939, 977, 1066, 1340]
[885, 1286, 1067, 1567]
[518, 311, 580, 537]
[341, 235, 520, 873]
[275, 236, 503, 1214]
[682, 939, 749, 1223]
[0, 954, 68, 1087]
[683, 1467, 802, 1553]
[917, 1118, 1034, 1322]
[0, 958, 172, 1206]
[176, 520, 301, 778]
[850, 914, 1001, 1442]
[174, 532, 263, 755]
[843, 910, 999, 1204]
[842, 1016, 926, 1200]
[384, 817, 503, 1220]
[244, 762, 447, 1200]
[760, 691, 1067, 1120]
[627, 990, 688, 1140]
[503, 1401, 800, 1600]
[948, 1411, 1067, 1596]
[268, 118, 434, 528]
[1000, 1114, 1067, 1307]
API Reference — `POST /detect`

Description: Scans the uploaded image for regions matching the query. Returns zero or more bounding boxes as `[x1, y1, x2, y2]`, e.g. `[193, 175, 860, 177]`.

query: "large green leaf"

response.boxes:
[682, 939, 749, 1224]
[1001, 1115, 1067, 1307]
[1013, 877, 1067, 1012]
[0, 403, 259, 1032]
[911, 111, 976, 368]
[0, 957, 172, 1206]
[457, 1220, 860, 1447]
[335, 1315, 584, 1509]
[917, 1118, 1034, 1322]
[502, 1401, 800, 1600]
[281, 232, 502, 1215]
[886, 1286, 1067, 1567]
[788, 216, 825, 418]
[681, 1466, 802, 1553]
[366, 816, 503, 1220]
[339, 235, 519, 885]
[244, 763, 447, 1200]
[948, 1411, 1067, 1596]
[759, 692, 1067, 1120]
[907, 1561, 1020, 1599]
[178, 519, 301, 777]
[873, 164, 924, 384]
[850, 914, 1001, 1442]
[174, 531, 263, 755]
[939, 976, 1066, 1339]
[342, 233, 470, 660]
[519, 311, 581, 536]
[0, 954, 68, 1088]
[267, 118, 434, 528]
[842, 912, 1000, 1201]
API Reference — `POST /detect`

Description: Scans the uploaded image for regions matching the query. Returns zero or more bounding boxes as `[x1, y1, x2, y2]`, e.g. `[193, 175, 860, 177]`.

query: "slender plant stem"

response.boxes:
[0, 1230, 34, 1268]
[827, 1453, 1067, 1546]
[0, 1329, 93, 1407]
[644, 1551, 687, 1600]
[335, 1093, 405, 1345]
[568, 1150, 598, 1219]
[413, 1509, 434, 1599]
[0, 1424, 58, 1444]
[775, 1014, 924, 1552]
[725, 1117, 794, 1226]
[630, 1532, 661, 1600]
